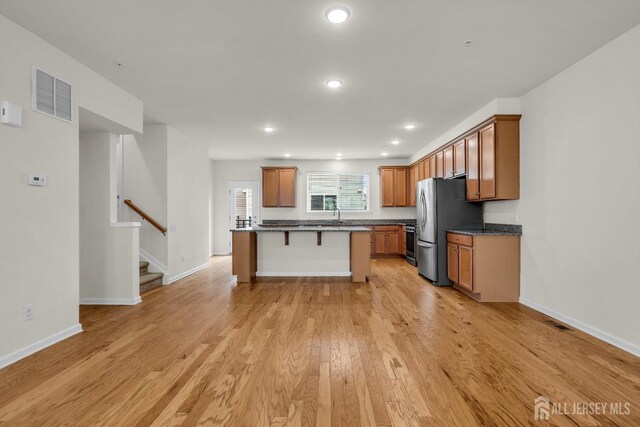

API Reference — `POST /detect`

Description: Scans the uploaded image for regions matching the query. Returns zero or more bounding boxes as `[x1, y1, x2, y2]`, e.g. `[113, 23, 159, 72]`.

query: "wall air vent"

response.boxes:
[32, 67, 73, 123]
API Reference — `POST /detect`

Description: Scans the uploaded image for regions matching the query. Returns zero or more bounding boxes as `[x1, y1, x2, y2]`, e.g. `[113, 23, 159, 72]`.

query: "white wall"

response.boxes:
[0, 15, 142, 367]
[484, 25, 640, 354]
[123, 125, 168, 268]
[413, 26, 640, 355]
[79, 132, 139, 305]
[210, 158, 416, 254]
[123, 124, 210, 282]
[166, 127, 210, 280]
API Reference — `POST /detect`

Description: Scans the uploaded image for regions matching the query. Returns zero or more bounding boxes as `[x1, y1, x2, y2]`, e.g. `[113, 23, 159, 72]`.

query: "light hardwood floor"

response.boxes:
[0, 257, 638, 426]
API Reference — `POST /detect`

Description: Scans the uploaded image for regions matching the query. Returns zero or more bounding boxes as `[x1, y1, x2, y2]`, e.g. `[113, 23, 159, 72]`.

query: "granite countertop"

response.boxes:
[231, 225, 372, 232]
[259, 219, 416, 227]
[447, 223, 522, 236]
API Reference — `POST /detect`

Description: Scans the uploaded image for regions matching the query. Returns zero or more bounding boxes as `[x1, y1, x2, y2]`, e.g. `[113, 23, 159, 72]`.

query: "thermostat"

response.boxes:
[28, 175, 47, 187]
[1, 101, 22, 127]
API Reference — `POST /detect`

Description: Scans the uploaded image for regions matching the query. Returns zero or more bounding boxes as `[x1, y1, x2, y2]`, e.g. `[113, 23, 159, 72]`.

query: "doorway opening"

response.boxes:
[228, 181, 260, 253]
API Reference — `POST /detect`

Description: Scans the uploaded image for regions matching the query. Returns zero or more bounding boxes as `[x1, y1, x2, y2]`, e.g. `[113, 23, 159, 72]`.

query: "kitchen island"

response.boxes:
[230, 226, 371, 283]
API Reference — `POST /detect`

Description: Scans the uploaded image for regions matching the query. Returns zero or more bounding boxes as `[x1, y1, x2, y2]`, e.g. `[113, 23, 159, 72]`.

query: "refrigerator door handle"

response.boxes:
[419, 189, 427, 230]
[417, 240, 432, 248]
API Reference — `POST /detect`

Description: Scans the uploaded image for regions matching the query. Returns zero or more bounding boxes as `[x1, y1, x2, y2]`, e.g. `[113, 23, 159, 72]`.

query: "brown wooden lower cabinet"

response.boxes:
[447, 232, 520, 302]
[371, 225, 405, 256]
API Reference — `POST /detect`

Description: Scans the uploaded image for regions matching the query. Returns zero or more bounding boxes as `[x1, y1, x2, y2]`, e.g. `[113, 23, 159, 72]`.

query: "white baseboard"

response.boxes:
[0, 323, 83, 369]
[256, 271, 351, 277]
[166, 261, 211, 285]
[519, 297, 640, 357]
[139, 248, 168, 275]
[210, 252, 230, 256]
[80, 297, 142, 306]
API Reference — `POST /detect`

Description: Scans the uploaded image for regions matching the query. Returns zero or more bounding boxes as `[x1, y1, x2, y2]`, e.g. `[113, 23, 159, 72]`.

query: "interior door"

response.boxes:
[228, 181, 260, 253]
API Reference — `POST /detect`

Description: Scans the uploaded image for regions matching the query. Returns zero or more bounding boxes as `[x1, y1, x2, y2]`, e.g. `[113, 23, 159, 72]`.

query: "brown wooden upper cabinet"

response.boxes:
[379, 167, 408, 207]
[443, 146, 454, 178]
[435, 151, 444, 178]
[428, 156, 435, 178]
[453, 139, 466, 177]
[409, 165, 418, 207]
[466, 116, 520, 201]
[409, 114, 520, 202]
[261, 167, 297, 207]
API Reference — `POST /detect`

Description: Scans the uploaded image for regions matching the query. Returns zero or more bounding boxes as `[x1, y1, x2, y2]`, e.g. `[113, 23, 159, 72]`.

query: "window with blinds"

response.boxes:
[307, 172, 369, 212]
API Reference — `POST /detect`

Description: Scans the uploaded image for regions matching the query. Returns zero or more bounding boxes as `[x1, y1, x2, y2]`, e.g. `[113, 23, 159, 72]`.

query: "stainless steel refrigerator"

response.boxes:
[416, 178, 483, 286]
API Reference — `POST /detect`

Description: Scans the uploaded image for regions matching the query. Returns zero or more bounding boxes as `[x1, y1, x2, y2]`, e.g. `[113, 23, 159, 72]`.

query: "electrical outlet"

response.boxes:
[23, 304, 35, 321]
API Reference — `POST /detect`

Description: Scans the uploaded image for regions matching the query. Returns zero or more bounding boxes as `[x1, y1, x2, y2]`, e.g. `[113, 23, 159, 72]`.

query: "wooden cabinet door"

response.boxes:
[374, 231, 387, 254]
[458, 245, 473, 291]
[262, 169, 279, 207]
[443, 146, 454, 178]
[386, 232, 399, 254]
[466, 133, 479, 200]
[400, 226, 406, 256]
[394, 169, 407, 207]
[435, 151, 444, 178]
[453, 140, 466, 176]
[429, 156, 436, 178]
[479, 124, 496, 199]
[278, 169, 296, 207]
[380, 168, 395, 207]
[409, 166, 417, 206]
[417, 161, 425, 182]
[447, 243, 459, 283]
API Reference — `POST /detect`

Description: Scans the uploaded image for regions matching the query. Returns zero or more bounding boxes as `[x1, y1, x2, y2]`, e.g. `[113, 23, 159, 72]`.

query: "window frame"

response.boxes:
[306, 171, 371, 213]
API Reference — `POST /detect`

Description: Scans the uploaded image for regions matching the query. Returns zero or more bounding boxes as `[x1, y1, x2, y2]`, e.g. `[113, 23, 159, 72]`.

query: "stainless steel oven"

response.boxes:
[405, 225, 417, 266]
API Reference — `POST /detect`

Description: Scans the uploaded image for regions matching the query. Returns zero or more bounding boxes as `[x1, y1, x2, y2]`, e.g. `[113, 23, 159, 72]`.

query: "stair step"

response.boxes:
[140, 272, 163, 285]
[139, 260, 149, 276]
[140, 272, 164, 293]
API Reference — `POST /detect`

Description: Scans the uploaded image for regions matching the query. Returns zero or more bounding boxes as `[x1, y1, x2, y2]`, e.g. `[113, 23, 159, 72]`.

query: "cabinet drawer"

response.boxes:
[447, 233, 473, 246]
[374, 225, 400, 231]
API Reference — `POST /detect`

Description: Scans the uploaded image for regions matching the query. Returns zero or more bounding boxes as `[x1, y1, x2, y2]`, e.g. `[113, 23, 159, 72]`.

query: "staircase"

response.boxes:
[139, 261, 164, 293]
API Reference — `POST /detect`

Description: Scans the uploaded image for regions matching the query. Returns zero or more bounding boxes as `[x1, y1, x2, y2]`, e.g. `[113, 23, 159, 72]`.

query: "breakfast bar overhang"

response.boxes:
[230, 226, 372, 283]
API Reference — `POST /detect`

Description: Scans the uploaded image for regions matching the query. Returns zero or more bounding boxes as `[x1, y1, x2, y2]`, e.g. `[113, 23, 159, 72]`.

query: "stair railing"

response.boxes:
[123, 199, 168, 236]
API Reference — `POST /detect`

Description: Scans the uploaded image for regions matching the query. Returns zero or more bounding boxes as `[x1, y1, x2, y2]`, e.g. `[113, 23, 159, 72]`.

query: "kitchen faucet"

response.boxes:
[333, 205, 342, 223]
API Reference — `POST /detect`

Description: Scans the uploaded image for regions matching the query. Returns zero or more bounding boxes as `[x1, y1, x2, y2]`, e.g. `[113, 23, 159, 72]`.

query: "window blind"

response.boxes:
[307, 172, 368, 211]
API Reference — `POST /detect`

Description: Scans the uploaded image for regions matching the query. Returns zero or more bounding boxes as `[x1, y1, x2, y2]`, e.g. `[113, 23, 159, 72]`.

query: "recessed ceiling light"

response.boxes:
[325, 6, 350, 24]
[284, 153, 291, 158]
[264, 126, 275, 133]
[391, 140, 400, 145]
[325, 79, 343, 89]
[404, 124, 416, 130]
[381, 152, 388, 156]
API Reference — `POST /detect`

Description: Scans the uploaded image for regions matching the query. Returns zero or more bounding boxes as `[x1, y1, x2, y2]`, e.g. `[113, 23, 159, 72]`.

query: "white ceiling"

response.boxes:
[1, 0, 638, 160]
